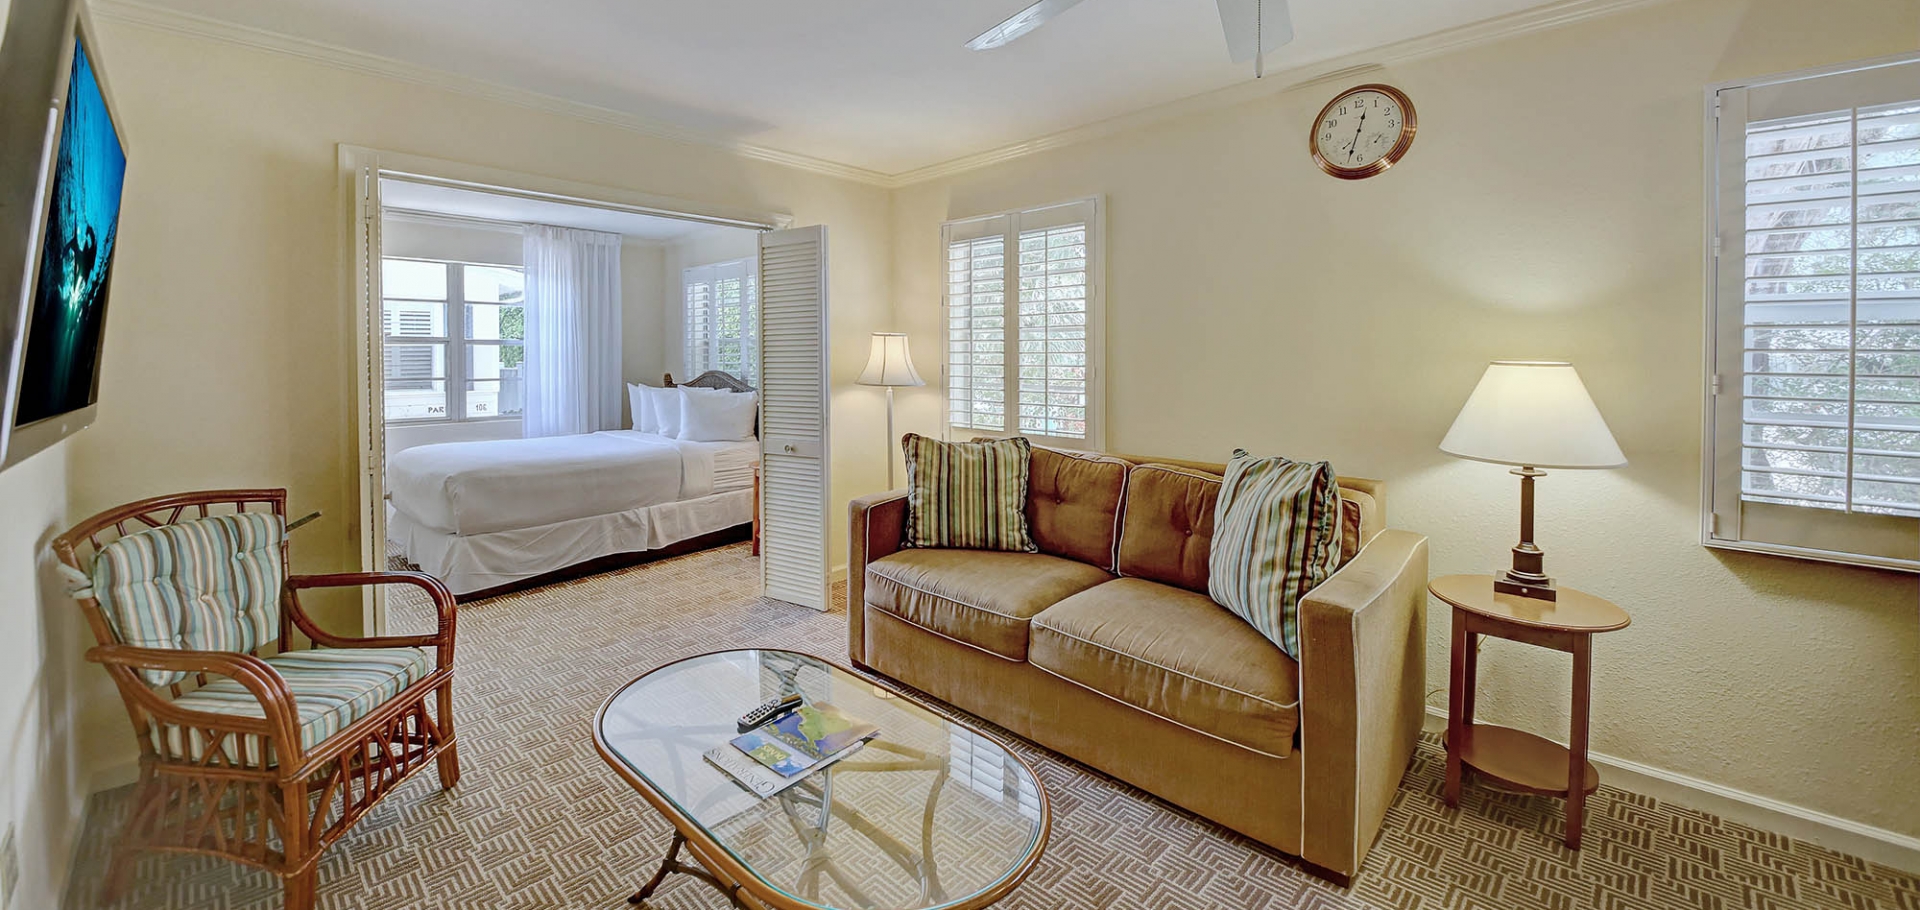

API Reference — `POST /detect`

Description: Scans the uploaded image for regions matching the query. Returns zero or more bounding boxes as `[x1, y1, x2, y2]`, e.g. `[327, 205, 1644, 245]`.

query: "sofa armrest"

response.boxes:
[847, 491, 908, 665]
[1297, 529, 1429, 880]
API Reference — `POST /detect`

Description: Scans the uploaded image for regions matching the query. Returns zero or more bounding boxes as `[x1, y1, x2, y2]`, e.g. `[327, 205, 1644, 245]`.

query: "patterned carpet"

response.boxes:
[65, 544, 1920, 910]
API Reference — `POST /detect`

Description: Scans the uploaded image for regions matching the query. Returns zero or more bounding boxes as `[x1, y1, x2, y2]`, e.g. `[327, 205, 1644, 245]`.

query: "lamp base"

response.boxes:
[1494, 572, 1558, 602]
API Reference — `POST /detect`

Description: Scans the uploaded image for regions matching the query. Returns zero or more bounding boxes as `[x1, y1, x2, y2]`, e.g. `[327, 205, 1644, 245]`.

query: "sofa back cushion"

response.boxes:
[1115, 464, 1220, 593]
[1026, 447, 1131, 571]
[1117, 463, 1371, 595]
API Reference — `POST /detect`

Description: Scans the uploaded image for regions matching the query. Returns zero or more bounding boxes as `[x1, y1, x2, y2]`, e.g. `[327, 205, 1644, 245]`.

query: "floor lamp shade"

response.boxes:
[857, 333, 926, 388]
[1440, 361, 1624, 600]
[858, 333, 924, 489]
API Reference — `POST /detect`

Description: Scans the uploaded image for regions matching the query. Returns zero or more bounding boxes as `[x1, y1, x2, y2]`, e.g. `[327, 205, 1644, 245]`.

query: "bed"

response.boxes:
[386, 371, 758, 596]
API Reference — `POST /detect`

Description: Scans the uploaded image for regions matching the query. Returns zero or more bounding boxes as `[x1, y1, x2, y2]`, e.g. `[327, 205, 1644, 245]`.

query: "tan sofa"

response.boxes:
[848, 447, 1429, 884]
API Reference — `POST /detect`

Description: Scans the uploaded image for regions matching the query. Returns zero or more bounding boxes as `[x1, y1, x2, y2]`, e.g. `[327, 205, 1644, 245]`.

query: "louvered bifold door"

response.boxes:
[758, 226, 831, 610]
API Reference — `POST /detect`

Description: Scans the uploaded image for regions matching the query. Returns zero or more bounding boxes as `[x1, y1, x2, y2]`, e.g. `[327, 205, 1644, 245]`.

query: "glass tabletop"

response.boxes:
[594, 650, 1049, 910]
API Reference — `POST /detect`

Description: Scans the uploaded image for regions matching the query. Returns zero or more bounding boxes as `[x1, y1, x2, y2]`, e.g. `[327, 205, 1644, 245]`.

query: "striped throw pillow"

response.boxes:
[902, 434, 1038, 552]
[1207, 450, 1343, 659]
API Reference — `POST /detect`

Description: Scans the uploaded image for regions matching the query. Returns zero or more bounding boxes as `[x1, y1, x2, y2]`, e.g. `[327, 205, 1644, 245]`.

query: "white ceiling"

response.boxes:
[380, 179, 737, 241]
[141, 0, 1578, 175]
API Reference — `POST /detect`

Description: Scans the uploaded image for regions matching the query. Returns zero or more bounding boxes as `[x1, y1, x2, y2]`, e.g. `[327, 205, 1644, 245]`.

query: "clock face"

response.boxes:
[1312, 85, 1416, 179]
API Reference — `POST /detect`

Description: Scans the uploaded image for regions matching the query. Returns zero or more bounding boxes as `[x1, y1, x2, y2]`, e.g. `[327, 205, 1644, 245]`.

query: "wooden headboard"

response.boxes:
[664, 370, 754, 392]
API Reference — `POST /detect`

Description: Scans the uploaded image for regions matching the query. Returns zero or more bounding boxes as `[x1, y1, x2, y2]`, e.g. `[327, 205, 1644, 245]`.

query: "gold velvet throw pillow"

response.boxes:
[901, 434, 1038, 552]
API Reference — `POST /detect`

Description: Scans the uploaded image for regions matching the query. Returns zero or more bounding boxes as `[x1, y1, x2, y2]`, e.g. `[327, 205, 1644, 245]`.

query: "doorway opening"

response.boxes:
[342, 150, 832, 634]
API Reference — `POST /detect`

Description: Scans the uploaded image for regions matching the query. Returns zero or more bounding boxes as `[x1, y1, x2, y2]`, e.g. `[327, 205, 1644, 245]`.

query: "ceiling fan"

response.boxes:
[966, 0, 1294, 77]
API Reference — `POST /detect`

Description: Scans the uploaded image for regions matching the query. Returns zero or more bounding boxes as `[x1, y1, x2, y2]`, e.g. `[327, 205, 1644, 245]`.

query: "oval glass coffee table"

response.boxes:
[593, 649, 1050, 910]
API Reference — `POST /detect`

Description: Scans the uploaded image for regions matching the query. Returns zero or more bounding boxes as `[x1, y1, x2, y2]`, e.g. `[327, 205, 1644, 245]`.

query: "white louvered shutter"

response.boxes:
[758, 226, 831, 610]
[684, 264, 716, 375]
[942, 198, 1103, 449]
[1708, 56, 1920, 571]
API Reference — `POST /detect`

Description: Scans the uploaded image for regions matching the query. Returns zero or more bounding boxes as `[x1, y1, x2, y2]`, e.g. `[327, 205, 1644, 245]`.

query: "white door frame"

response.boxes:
[338, 145, 792, 634]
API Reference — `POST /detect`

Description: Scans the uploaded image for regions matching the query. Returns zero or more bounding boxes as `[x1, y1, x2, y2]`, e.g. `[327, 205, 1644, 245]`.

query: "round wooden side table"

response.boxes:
[1429, 574, 1630, 849]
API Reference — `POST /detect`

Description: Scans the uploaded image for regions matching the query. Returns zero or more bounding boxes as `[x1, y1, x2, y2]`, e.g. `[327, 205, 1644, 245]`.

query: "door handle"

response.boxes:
[783, 444, 796, 453]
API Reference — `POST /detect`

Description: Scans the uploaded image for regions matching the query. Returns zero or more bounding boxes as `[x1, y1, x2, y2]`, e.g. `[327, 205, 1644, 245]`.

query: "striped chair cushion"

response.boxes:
[92, 512, 286, 687]
[1206, 450, 1343, 659]
[902, 434, 1038, 553]
[153, 647, 432, 766]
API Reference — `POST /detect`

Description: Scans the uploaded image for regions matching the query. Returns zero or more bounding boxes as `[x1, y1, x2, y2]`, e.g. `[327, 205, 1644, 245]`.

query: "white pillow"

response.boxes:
[679, 389, 758, 442]
[627, 383, 654, 433]
[642, 385, 683, 438]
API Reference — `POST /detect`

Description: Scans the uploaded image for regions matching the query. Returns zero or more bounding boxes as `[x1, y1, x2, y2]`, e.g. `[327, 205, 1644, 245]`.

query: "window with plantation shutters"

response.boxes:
[943, 198, 1104, 449]
[683, 258, 757, 382]
[1707, 54, 1920, 572]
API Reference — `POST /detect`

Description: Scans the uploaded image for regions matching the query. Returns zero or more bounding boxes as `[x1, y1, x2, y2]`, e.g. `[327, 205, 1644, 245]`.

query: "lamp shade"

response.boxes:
[857, 333, 926, 387]
[1440, 361, 1626, 469]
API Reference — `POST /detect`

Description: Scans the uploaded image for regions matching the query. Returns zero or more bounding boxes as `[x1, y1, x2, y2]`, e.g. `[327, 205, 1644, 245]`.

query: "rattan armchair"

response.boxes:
[54, 489, 460, 910]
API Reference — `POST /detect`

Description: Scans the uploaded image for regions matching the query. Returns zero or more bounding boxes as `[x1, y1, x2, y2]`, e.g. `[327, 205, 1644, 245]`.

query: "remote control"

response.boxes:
[737, 693, 803, 733]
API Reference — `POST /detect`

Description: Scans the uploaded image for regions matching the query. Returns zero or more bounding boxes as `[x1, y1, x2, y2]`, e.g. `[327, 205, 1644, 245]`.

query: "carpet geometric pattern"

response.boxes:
[65, 544, 1920, 910]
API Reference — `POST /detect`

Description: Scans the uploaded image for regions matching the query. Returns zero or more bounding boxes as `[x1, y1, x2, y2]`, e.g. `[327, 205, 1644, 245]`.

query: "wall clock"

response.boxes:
[1310, 84, 1417, 180]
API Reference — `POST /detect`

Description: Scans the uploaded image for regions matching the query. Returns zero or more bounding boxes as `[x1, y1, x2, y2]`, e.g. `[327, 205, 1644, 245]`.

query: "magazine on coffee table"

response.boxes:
[732, 703, 879, 776]
[704, 702, 880, 798]
[703, 737, 869, 799]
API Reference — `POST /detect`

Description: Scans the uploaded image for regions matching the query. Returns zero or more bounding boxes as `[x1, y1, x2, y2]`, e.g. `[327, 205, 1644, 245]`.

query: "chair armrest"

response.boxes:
[1296, 529, 1429, 880]
[283, 571, 457, 669]
[86, 644, 306, 761]
[847, 491, 908, 664]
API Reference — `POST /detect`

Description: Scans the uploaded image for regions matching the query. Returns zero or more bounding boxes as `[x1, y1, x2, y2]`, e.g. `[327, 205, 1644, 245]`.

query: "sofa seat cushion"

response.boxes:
[1029, 578, 1300, 757]
[865, 549, 1114, 660]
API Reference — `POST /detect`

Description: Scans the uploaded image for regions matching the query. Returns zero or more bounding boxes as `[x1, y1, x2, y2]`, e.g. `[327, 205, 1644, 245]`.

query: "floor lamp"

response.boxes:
[857, 333, 925, 489]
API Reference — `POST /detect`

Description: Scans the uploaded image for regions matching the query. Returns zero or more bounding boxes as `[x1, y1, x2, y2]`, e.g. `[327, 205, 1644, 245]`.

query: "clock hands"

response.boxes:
[1345, 108, 1367, 163]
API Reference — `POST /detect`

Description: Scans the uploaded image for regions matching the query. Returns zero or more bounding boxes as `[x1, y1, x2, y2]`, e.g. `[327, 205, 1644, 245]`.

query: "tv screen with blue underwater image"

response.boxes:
[13, 33, 125, 429]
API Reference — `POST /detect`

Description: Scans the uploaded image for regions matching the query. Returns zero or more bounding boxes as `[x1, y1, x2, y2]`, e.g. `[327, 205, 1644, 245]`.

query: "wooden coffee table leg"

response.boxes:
[1445, 608, 1468, 806]
[1566, 634, 1592, 850]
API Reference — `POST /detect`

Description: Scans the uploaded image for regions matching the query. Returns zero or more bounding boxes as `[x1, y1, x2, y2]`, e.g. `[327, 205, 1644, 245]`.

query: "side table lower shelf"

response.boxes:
[1451, 723, 1598, 797]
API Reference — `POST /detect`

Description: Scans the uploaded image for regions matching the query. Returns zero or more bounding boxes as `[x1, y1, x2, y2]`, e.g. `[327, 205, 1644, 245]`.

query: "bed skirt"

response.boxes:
[388, 488, 753, 595]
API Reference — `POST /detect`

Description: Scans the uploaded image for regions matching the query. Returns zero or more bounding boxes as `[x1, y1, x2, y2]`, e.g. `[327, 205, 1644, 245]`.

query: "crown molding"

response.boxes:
[88, 0, 897, 187]
[884, 0, 1676, 186]
[91, 0, 1671, 191]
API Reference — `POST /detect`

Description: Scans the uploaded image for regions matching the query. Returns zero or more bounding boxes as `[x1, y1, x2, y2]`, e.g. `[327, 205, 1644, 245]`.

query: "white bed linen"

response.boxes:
[389, 489, 752, 595]
[386, 430, 754, 536]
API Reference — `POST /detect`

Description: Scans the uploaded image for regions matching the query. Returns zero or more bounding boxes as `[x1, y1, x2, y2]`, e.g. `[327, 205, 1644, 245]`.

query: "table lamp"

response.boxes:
[857, 332, 925, 489]
[1440, 361, 1625, 601]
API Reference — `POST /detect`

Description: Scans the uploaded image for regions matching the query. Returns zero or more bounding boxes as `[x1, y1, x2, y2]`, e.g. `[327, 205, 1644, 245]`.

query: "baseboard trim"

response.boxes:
[831, 563, 848, 585]
[1422, 706, 1920, 875]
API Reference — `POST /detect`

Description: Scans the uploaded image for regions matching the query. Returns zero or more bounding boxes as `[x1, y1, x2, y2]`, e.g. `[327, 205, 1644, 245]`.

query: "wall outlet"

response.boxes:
[0, 824, 16, 910]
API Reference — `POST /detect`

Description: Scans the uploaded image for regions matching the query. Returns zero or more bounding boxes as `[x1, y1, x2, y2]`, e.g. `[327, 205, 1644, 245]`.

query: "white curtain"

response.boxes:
[522, 225, 623, 438]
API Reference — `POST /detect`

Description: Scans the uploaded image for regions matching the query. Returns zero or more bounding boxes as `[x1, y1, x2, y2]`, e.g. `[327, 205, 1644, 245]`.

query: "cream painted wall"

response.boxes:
[621, 239, 666, 423]
[381, 215, 521, 266]
[61, 14, 892, 794]
[0, 444, 90, 910]
[891, 0, 1920, 838]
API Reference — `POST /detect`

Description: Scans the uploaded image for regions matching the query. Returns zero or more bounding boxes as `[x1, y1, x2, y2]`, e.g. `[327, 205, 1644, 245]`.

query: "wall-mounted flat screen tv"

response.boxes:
[0, 3, 127, 470]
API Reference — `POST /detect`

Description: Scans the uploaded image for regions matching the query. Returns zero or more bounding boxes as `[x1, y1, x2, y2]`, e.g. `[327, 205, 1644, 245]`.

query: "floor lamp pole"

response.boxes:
[885, 385, 896, 490]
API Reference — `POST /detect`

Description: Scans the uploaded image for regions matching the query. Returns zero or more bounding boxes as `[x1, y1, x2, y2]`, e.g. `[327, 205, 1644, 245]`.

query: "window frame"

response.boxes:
[381, 256, 525, 426]
[1701, 52, 1920, 573]
[682, 256, 758, 383]
[940, 196, 1106, 452]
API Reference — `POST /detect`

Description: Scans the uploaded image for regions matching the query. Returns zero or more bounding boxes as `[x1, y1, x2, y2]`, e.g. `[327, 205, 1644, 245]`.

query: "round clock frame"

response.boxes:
[1310, 83, 1418, 180]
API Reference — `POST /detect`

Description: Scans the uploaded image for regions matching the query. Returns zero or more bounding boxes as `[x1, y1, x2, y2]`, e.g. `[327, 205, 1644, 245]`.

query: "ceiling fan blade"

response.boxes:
[965, 0, 1092, 51]
[1215, 0, 1293, 63]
